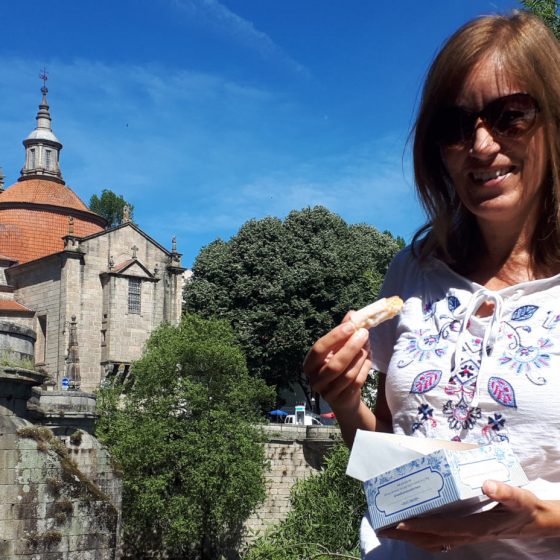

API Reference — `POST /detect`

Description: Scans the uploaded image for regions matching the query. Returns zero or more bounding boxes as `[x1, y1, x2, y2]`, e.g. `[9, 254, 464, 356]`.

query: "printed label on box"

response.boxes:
[375, 467, 444, 516]
[458, 458, 509, 489]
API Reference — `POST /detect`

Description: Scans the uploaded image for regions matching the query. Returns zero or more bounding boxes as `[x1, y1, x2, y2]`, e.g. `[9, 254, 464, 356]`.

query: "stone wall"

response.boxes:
[0, 321, 36, 362]
[0, 366, 122, 559]
[244, 424, 341, 543]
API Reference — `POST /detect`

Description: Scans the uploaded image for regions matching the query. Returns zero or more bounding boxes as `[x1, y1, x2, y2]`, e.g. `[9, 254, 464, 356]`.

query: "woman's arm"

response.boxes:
[303, 315, 393, 447]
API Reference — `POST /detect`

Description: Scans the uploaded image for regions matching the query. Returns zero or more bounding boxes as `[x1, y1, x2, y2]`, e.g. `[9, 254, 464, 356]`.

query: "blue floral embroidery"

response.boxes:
[482, 413, 509, 443]
[418, 403, 434, 420]
[500, 309, 551, 385]
[423, 300, 436, 319]
[397, 330, 448, 367]
[444, 375, 477, 403]
[411, 403, 437, 433]
[511, 305, 539, 321]
[442, 400, 481, 430]
[542, 310, 560, 330]
[488, 377, 517, 408]
[410, 370, 442, 394]
[499, 337, 550, 385]
[448, 295, 461, 312]
[488, 413, 505, 431]
[444, 337, 482, 408]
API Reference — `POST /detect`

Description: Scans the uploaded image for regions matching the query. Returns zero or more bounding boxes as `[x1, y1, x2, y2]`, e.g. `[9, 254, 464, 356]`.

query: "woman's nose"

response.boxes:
[470, 120, 500, 156]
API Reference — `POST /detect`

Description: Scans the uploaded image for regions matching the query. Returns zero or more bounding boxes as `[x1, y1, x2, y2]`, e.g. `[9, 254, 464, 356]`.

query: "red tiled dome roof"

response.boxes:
[0, 178, 106, 264]
[0, 179, 99, 214]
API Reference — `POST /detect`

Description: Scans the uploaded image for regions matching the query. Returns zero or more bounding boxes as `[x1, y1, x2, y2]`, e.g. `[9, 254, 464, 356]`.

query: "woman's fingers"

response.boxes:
[316, 345, 371, 401]
[303, 320, 357, 375]
[303, 313, 372, 407]
[308, 328, 369, 391]
[482, 480, 536, 512]
[317, 328, 369, 376]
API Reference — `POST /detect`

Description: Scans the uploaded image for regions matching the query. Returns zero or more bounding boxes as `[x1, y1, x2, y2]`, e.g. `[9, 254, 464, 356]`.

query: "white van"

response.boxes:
[284, 414, 323, 426]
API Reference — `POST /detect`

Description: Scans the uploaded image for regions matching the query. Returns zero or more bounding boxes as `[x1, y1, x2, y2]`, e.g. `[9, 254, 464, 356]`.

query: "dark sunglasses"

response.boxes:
[433, 92, 540, 148]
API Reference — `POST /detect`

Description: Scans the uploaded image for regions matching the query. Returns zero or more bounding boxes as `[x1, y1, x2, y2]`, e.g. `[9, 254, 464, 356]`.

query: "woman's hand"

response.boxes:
[378, 480, 560, 553]
[303, 314, 371, 414]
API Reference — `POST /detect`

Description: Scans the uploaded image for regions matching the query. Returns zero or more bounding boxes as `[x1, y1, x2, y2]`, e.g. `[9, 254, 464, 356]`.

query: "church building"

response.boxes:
[0, 82, 185, 392]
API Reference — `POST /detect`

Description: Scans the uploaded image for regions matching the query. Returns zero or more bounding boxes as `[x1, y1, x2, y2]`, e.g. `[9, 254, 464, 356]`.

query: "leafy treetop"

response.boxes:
[184, 206, 402, 404]
[89, 189, 134, 228]
[521, 0, 560, 38]
[97, 314, 274, 559]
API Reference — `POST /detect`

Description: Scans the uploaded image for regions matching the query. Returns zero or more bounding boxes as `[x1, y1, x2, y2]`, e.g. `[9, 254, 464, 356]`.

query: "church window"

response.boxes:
[45, 149, 52, 169]
[128, 278, 141, 314]
[29, 148, 36, 169]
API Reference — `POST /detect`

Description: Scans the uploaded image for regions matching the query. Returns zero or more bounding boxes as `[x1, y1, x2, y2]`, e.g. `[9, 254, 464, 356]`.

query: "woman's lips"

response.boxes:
[469, 166, 515, 185]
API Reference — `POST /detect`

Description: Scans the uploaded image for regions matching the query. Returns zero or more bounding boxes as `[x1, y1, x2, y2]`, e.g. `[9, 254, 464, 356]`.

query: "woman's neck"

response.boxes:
[469, 249, 534, 290]
[468, 218, 550, 289]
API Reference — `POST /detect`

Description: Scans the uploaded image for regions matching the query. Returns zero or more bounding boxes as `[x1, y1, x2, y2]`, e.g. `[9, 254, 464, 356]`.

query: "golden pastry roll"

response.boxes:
[350, 296, 403, 329]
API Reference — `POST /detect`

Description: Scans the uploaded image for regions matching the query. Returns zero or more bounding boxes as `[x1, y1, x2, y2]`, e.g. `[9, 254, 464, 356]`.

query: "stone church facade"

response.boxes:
[0, 84, 185, 392]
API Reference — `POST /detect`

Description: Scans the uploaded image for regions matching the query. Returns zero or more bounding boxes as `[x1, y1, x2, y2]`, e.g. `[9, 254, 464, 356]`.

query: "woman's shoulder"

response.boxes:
[387, 244, 425, 276]
[384, 243, 472, 298]
[382, 245, 424, 294]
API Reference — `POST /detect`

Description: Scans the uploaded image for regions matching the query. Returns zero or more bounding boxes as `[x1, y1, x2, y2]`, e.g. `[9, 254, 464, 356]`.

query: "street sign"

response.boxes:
[61, 377, 70, 390]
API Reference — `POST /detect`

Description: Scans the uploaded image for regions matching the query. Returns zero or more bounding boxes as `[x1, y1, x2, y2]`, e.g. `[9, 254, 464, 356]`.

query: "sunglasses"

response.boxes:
[433, 92, 540, 148]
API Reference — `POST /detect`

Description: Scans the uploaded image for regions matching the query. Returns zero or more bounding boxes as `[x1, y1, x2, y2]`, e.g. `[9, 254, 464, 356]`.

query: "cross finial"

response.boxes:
[172, 236, 177, 253]
[39, 68, 48, 95]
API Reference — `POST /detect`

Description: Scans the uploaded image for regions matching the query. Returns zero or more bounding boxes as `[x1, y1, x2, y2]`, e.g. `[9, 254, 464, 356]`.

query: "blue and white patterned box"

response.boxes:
[347, 431, 528, 531]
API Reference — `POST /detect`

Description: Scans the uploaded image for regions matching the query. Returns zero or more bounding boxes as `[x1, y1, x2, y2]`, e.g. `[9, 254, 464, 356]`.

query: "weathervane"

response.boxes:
[39, 68, 48, 95]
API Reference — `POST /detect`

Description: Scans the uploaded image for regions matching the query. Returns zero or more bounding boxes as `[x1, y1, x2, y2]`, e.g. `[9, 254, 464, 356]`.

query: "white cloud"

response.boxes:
[143, 135, 424, 244]
[167, 0, 308, 76]
[0, 54, 423, 266]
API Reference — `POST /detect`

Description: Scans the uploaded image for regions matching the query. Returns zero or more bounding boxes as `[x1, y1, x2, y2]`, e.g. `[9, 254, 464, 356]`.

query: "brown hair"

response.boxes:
[412, 10, 560, 273]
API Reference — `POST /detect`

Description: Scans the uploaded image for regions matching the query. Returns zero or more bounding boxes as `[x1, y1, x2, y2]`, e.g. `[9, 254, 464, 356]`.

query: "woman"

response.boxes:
[304, 11, 560, 559]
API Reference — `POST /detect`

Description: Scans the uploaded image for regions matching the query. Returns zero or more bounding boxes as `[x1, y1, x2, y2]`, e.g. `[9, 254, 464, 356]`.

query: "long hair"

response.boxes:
[412, 11, 560, 272]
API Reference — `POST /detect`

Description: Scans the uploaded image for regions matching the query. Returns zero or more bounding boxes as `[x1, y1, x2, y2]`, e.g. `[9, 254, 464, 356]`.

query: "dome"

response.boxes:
[0, 178, 106, 264]
[0, 178, 100, 213]
[25, 127, 61, 144]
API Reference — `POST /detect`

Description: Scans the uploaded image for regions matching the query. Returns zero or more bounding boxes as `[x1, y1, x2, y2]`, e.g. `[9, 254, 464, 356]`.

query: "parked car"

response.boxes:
[284, 414, 323, 426]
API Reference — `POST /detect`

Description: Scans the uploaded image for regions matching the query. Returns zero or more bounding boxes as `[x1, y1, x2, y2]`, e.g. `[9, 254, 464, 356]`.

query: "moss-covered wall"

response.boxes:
[0, 368, 122, 559]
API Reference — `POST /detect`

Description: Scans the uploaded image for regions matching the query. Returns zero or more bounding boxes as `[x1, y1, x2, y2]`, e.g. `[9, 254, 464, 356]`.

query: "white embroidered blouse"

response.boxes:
[365, 246, 560, 559]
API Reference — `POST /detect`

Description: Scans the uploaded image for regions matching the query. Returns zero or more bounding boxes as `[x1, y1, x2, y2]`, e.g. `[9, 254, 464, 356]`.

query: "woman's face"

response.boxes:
[441, 55, 547, 232]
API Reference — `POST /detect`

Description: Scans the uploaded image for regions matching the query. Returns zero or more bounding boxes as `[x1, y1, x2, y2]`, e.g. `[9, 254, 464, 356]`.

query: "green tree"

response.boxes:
[244, 444, 365, 560]
[89, 188, 134, 227]
[96, 314, 275, 560]
[521, 0, 560, 37]
[184, 206, 402, 407]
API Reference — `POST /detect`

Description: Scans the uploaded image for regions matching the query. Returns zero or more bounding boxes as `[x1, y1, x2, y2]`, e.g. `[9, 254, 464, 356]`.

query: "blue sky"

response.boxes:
[0, 0, 520, 267]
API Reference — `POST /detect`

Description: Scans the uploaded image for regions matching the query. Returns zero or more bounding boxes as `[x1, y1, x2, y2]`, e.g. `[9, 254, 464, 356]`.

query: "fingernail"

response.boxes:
[353, 328, 368, 340]
[342, 322, 356, 334]
[484, 480, 497, 496]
